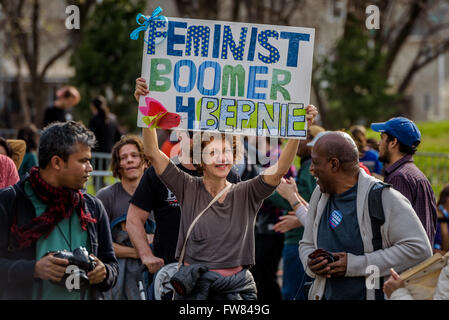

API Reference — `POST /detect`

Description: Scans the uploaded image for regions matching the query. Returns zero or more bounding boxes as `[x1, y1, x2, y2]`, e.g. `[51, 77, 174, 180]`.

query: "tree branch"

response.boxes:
[39, 43, 72, 79]
[384, 0, 427, 76]
[1, 0, 33, 71]
[31, 0, 40, 79]
[398, 39, 449, 94]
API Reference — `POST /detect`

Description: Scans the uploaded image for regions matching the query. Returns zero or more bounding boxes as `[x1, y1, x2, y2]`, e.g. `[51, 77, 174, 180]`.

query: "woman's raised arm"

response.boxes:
[142, 127, 169, 175]
[262, 105, 318, 186]
[135, 78, 169, 175]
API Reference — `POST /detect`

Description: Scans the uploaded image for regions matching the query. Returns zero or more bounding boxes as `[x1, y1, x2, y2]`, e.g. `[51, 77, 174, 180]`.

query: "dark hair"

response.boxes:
[385, 133, 419, 155]
[350, 126, 367, 155]
[438, 185, 449, 207]
[0, 137, 12, 158]
[39, 121, 96, 169]
[110, 135, 149, 179]
[17, 124, 39, 152]
[91, 95, 109, 121]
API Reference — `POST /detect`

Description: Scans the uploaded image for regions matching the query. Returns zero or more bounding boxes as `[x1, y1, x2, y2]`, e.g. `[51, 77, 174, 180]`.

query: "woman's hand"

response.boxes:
[134, 77, 149, 102]
[305, 104, 318, 127]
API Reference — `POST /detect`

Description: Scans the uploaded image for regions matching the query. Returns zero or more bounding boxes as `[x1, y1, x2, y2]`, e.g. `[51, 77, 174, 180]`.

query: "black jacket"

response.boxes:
[0, 177, 118, 300]
[171, 265, 257, 300]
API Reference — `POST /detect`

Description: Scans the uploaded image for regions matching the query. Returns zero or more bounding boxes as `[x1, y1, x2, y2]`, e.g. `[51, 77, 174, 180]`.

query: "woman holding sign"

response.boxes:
[135, 78, 317, 300]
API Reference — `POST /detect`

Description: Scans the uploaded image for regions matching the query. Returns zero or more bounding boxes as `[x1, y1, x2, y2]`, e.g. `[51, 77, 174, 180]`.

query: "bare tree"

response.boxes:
[354, 0, 449, 90]
[0, 0, 95, 127]
[312, 0, 449, 126]
[174, 0, 302, 25]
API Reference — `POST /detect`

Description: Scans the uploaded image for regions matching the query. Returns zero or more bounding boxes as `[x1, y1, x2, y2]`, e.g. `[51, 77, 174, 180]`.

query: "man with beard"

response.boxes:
[371, 117, 437, 246]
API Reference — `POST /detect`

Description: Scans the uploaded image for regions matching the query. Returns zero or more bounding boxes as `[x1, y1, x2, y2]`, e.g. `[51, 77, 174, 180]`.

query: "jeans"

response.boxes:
[281, 243, 309, 300]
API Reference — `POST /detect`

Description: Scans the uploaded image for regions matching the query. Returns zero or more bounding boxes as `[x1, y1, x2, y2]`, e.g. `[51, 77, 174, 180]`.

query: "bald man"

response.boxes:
[299, 131, 432, 300]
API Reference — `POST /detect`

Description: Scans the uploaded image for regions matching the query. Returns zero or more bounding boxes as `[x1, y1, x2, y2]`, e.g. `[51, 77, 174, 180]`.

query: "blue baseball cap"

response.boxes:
[370, 117, 421, 148]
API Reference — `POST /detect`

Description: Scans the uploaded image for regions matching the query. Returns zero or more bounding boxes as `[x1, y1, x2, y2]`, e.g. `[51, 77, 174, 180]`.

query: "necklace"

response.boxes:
[56, 217, 72, 251]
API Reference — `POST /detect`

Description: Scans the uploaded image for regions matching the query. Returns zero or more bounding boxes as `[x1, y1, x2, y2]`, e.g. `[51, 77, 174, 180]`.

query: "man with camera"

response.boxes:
[0, 121, 118, 299]
[299, 131, 432, 300]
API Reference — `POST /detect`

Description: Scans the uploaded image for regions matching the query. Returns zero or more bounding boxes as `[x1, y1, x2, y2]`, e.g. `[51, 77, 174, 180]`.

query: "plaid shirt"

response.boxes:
[384, 154, 437, 245]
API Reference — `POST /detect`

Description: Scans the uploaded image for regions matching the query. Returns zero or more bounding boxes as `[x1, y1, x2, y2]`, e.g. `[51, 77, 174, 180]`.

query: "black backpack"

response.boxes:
[368, 181, 391, 300]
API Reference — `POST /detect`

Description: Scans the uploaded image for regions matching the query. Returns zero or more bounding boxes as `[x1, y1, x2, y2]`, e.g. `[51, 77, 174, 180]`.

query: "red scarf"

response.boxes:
[10, 166, 97, 249]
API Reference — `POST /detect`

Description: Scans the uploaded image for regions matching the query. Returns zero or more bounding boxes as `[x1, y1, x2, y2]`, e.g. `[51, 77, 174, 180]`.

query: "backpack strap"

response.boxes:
[177, 183, 233, 271]
[368, 181, 391, 300]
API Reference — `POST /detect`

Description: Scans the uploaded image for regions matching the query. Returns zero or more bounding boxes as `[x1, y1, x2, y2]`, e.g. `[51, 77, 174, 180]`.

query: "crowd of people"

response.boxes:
[0, 78, 448, 301]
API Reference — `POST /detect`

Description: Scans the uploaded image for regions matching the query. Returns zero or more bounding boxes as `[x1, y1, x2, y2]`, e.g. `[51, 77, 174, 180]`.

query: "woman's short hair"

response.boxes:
[110, 134, 150, 179]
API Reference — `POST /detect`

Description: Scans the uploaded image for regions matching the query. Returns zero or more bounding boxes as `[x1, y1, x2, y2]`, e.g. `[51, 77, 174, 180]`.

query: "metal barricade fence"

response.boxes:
[87, 152, 117, 194]
[414, 152, 449, 198]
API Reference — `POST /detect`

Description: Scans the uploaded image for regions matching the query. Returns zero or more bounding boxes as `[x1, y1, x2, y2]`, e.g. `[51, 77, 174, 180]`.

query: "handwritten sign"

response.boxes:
[137, 17, 315, 139]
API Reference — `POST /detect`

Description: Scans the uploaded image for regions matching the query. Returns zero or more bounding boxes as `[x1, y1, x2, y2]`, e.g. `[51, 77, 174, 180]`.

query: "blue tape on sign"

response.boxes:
[130, 6, 167, 44]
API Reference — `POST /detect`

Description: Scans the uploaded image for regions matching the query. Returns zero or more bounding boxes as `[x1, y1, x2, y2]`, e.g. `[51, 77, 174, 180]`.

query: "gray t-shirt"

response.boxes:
[97, 182, 132, 223]
[158, 160, 276, 269]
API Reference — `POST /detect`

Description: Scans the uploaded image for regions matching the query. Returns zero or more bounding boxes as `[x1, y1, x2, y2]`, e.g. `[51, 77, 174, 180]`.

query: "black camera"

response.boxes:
[50, 247, 96, 291]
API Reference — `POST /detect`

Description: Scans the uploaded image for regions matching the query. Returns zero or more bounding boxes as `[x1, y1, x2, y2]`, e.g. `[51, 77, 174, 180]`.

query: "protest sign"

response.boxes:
[136, 15, 315, 139]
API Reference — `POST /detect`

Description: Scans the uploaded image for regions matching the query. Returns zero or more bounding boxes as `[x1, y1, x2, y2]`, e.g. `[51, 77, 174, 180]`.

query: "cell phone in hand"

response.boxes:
[308, 248, 339, 264]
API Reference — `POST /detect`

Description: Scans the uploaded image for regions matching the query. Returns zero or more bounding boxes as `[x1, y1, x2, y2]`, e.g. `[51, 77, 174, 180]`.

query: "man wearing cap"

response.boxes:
[371, 117, 437, 245]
